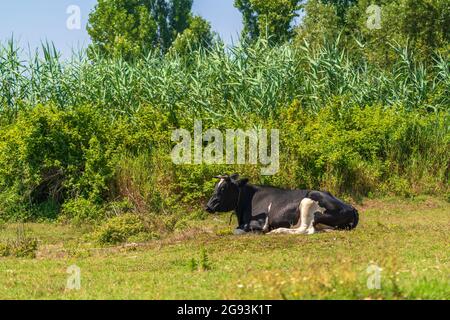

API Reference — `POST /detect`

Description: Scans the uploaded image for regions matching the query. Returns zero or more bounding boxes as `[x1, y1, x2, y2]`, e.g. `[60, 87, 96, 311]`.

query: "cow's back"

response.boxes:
[251, 186, 309, 229]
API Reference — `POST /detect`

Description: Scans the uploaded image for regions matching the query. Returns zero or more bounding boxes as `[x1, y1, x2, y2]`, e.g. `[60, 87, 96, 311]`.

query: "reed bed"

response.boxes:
[0, 38, 448, 123]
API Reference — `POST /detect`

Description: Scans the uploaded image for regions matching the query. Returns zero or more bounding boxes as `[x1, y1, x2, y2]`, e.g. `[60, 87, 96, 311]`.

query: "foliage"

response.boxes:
[0, 36, 448, 222]
[88, 0, 157, 59]
[320, 0, 357, 22]
[0, 226, 38, 258]
[0, 100, 448, 222]
[59, 198, 104, 226]
[1, 38, 448, 121]
[169, 15, 215, 57]
[6, 237, 38, 258]
[91, 213, 156, 245]
[272, 101, 450, 197]
[296, 0, 450, 65]
[87, 0, 211, 58]
[0, 105, 121, 220]
[235, 0, 302, 43]
[0, 242, 10, 257]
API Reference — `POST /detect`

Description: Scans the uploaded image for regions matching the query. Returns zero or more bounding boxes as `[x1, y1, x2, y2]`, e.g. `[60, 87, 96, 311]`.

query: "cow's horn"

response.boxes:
[214, 174, 228, 179]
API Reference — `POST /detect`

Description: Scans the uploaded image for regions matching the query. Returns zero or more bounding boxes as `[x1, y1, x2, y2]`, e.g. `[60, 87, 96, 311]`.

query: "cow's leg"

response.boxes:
[295, 197, 322, 234]
[269, 198, 323, 235]
[314, 223, 336, 232]
[262, 216, 270, 233]
[235, 214, 269, 234]
[307, 191, 358, 230]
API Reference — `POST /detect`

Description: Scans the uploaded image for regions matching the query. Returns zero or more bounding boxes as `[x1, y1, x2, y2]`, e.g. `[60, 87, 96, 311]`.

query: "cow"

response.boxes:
[205, 174, 359, 235]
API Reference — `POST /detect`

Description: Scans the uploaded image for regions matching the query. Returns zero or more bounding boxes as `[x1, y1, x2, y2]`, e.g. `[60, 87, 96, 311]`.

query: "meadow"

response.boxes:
[0, 37, 449, 300]
[0, 196, 448, 299]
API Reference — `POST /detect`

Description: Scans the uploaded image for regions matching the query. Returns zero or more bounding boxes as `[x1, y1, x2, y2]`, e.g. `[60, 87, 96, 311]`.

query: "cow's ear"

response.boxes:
[214, 174, 230, 181]
[237, 178, 248, 187]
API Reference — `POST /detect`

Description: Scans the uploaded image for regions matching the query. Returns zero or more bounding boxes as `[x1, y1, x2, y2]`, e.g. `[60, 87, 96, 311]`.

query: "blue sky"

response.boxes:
[0, 0, 243, 57]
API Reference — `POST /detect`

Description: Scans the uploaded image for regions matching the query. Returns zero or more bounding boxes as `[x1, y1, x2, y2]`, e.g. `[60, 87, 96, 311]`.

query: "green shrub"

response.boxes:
[272, 101, 449, 197]
[9, 237, 38, 258]
[0, 105, 114, 216]
[0, 237, 38, 259]
[0, 190, 29, 222]
[92, 213, 156, 245]
[0, 242, 10, 257]
[112, 152, 175, 214]
[0, 38, 448, 224]
[104, 199, 135, 216]
[0, 98, 448, 224]
[0, 104, 171, 222]
[60, 198, 104, 226]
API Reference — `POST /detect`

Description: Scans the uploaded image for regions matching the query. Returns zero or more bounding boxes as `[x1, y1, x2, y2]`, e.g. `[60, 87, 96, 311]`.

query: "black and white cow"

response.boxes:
[205, 174, 359, 235]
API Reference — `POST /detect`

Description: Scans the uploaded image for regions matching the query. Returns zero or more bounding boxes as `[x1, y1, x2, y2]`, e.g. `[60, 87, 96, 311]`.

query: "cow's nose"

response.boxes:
[205, 206, 213, 213]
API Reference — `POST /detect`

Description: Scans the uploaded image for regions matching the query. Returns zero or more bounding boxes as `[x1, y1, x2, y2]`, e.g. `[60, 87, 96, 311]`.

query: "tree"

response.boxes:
[295, 0, 450, 65]
[87, 0, 157, 59]
[87, 0, 210, 59]
[234, 0, 302, 44]
[169, 16, 215, 56]
[321, 0, 357, 24]
[169, 0, 194, 35]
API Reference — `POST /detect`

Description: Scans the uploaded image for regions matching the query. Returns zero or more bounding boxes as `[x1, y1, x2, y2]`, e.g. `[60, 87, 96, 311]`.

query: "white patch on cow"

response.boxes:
[262, 202, 272, 233]
[262, 216, 270, 233]
[268, 198, 326, 235]
[217, 178, 225, 188]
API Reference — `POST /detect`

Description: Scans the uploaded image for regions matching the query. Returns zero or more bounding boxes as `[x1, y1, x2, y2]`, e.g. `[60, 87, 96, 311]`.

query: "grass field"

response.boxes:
[0, 196, 449, 300]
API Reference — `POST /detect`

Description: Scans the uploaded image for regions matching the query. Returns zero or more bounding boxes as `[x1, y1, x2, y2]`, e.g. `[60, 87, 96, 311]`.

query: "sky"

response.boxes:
[0, 0, 244, 58]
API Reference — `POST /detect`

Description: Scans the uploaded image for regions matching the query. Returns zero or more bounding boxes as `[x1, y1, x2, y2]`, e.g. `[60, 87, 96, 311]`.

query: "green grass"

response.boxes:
[0, 196, 449, 300]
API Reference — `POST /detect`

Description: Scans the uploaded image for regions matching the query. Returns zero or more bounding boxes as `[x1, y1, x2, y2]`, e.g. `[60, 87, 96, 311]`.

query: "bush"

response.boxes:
[272, 100, 449, 197]
[59, 197, 104, 226]
[0, 98, 448, 225]
[92, 213, 157, 245]
[0, 103, 171, 222]
[0, 242, 10, 257]
[0, 237, 38, 258]
[0, 105, 117, 216]
[9, 237, 38, 258]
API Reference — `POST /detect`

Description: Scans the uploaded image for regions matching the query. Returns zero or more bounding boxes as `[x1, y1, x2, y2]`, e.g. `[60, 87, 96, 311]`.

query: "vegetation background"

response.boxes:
[0, 2, 448, 296]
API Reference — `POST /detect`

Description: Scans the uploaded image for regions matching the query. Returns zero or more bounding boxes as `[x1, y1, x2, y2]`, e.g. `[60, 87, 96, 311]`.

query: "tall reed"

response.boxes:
[0, 38, 448, 123]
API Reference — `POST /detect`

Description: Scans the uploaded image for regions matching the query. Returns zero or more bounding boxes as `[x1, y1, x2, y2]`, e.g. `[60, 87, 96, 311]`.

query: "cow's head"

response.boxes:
[205, 174, 248, 213]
